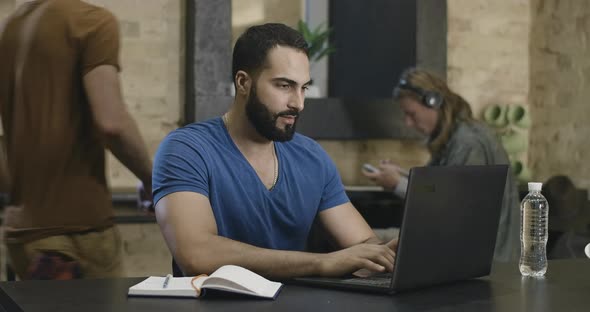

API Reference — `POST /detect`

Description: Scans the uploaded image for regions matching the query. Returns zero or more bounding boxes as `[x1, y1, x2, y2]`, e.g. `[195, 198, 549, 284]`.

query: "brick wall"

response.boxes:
[529, 0, 590, 189]
[447, 0, 531, 117]
[85, 0, 184, 190]
[319, 140, 430, 186]
[232, 0, 302, 46]
[446, 0, 534, 186]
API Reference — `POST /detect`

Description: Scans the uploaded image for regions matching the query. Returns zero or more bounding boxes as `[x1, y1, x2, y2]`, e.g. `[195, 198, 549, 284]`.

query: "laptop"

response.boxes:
[294, 165, 508, 294]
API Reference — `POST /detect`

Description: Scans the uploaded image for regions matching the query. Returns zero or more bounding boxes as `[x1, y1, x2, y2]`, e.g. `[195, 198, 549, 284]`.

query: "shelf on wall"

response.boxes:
[297, 98, 423, 140]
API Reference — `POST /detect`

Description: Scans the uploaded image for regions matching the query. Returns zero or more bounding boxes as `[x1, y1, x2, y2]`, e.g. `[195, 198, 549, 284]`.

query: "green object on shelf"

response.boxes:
[483, 104, 508, 128]
[506, 104, 531, 129]
[511, 159, 532, 182]
[500, 131, 527, 155]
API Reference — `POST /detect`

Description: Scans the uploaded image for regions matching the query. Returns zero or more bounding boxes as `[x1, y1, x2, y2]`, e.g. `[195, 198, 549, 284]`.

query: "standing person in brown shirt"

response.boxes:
[0, 0, 153, 279]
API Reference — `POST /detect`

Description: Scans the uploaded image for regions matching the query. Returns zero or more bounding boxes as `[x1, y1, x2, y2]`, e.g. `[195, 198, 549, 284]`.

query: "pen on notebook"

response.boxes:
[163, 274, 172, 289]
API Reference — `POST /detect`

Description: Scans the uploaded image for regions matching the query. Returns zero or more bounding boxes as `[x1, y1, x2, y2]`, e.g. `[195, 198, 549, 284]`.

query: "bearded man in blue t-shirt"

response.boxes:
[153, 23, 397, 279]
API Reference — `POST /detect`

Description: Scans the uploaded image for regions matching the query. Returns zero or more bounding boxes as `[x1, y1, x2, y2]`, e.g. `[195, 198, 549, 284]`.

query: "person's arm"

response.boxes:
[317, 201, 398, 257]
[362, 161, 405, 193]
[316, 201, 381, 246]
[83, 65, 152, 194]
[155, 192, 396, 279]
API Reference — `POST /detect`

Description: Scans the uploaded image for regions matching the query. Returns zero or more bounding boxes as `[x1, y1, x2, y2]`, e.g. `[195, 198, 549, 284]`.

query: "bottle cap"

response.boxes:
[528, 182, 542, 191]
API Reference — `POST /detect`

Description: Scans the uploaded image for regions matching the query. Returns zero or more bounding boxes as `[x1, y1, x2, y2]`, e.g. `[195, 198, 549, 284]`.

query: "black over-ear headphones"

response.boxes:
[393, 78, 444, 109]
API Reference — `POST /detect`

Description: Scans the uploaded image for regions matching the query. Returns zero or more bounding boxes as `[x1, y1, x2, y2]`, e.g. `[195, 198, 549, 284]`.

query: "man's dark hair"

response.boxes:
[232, 23, 309, 80]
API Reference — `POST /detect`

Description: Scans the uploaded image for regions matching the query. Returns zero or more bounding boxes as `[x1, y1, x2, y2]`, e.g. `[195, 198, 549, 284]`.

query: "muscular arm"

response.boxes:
[317, 202, 382, 246]
[83, 65, 152, 191]
[156, 192, 395, 279]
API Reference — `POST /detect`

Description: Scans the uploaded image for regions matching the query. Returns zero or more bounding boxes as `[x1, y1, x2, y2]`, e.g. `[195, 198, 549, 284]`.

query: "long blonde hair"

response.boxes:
[393, 68, 474, 155]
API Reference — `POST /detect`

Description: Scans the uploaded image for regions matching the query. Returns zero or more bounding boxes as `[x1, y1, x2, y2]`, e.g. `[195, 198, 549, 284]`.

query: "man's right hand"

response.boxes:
[317, 243, 396, 277]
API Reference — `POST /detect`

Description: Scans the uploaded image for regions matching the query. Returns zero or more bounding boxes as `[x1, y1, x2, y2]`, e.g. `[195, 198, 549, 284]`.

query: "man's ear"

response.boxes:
[235, 70, 252, 95]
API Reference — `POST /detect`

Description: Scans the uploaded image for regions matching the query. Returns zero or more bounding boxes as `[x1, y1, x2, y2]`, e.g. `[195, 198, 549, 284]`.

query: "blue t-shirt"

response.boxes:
[153, 118, 349, 251]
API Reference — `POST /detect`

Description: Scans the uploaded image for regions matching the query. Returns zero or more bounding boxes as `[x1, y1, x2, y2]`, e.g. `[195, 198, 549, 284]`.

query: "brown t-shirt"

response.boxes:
[0, 0, 120, 243]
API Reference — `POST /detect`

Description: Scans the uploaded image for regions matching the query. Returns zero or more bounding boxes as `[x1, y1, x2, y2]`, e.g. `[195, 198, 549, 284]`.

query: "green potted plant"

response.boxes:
[297, 20, 335, 97]
[297, 19, 335, 64]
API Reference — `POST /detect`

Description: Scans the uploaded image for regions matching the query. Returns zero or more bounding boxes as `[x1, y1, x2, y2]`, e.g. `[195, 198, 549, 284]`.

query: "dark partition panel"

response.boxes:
[328, 0, 417, 98]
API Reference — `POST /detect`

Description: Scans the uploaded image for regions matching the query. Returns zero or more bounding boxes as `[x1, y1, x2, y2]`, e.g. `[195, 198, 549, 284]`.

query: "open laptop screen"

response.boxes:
[293, 165, 508, 294]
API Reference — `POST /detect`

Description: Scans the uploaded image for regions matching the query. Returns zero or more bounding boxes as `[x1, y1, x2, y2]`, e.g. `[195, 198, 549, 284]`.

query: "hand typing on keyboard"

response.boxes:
[318, 238, 398, 277]
[353, 268, 378, 278]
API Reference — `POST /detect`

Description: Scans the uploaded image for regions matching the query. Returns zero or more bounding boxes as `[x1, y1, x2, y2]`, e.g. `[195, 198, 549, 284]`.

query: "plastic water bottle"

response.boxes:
[519, 182, 549, 277]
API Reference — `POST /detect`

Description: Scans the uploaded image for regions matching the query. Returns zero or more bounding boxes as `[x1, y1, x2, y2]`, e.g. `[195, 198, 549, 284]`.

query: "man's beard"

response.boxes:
[245, 84, 299, 142]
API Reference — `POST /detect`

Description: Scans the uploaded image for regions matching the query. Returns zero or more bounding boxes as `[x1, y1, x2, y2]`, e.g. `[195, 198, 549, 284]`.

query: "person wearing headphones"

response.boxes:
[362, 68, 520, 262]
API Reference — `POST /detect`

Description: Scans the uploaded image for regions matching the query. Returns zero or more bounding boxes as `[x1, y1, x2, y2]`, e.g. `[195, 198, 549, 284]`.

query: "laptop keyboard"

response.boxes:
[341, 273, 392, 287]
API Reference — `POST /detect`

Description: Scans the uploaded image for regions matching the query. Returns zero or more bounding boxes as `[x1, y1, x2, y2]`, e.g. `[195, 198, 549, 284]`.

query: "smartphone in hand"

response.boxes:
[362, 163, 380, 173]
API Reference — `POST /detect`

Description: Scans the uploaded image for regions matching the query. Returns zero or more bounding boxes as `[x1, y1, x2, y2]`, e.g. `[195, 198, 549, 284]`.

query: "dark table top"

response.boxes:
[0, 259, 589, 312]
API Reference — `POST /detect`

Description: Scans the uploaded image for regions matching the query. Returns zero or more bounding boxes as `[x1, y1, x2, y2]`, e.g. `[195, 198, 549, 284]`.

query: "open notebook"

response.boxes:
[128, 265, 283, 299]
